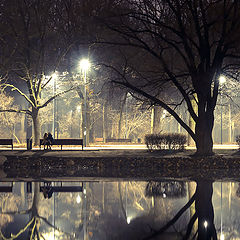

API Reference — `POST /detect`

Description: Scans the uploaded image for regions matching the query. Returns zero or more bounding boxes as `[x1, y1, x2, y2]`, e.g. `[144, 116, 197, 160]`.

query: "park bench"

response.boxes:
[40, 182, 83, 193]
[40, 186, 83, 192]
[39, 138, 84, 150]
[0, 182, 13, 192]
[0, 139, 13, 150]
[105, 138, 132, 143]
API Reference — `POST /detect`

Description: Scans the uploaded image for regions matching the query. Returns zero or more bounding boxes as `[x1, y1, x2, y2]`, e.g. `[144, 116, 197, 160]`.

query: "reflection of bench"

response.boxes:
[106, 138, 131, 143]
[0, 182, 13, 192]
[40, 186, 83, 192]
[0, 139, 13, 150]
[39, 139, 83, 150]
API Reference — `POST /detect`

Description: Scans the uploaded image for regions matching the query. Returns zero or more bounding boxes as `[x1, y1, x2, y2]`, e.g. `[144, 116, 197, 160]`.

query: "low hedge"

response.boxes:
[145, 133, 187, 151]
[236, 135, 240, 148]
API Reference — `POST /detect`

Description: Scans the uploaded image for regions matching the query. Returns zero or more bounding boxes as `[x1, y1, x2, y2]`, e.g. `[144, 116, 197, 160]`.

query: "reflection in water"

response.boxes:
[0, 181, 238, 239]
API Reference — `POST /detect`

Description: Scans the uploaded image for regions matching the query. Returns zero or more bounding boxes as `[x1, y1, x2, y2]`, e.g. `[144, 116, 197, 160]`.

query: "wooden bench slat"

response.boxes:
[0, 186, 13, 192]
[40, 139, 83, 150]
[106, 138, 131, 143]
[40, 186, 83, 192]
[0, 139, 13, 150]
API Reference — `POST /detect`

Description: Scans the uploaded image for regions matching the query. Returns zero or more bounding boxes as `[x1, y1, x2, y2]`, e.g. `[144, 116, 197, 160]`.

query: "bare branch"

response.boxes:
[0, 109, 32, 115]
[0, 217, 34, 240]
[2, 84, 35, 107]
[143, 192, 196, 240]
[39, 86, 76, 109]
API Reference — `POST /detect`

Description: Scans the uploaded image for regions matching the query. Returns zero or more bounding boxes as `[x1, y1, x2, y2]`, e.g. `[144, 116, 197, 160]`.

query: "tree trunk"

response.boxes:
[102, 103, 108, 143]
[28, 182, 40, 239]
[195, 181, 217, 240]
[118, 93, 127, 138]
[188, 182, 197, 236]
[151, 106, 163, 134]
[32, 108, 40, 146]
[195, 102, 214, 155]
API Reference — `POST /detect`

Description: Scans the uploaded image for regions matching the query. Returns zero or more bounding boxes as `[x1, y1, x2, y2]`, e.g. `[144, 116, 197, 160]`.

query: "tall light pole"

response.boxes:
[219, 76, 226, 144]
[52, 72, 58, 139]
[79, 59, 91, 147]
[77, 105, 82, 138]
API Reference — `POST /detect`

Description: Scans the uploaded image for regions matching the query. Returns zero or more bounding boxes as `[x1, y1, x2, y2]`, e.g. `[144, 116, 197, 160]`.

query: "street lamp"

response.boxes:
[79, 59, 91, 147]
[219, 75, 226, 144]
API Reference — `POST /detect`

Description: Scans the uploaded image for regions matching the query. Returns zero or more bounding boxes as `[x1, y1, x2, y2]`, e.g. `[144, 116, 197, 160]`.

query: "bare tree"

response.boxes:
[143, 181, 216, 240]
[0, 0, 76, 145]
[96, 0, 240, 155]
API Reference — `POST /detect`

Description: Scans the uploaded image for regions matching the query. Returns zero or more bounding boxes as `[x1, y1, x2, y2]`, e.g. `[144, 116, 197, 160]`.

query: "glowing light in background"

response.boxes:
[219, 75, 226, 84]
[76, 194, 81, 204]
[203, 220, 208, 228]
[127, 216, 132, 224]
[79, 59, 91, 72]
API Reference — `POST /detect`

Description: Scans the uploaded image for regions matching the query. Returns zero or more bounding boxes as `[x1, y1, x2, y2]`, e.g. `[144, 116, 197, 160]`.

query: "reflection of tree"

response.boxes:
[0, 183, 74, 240]
[146, 181, 186, 198]
[144, 181, 217, 240]
[0, 192, 21, 228]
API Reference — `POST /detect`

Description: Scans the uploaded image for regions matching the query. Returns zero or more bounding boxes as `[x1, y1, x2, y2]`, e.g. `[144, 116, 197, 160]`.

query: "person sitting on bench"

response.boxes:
[46, 132, 54, 150]
[42, 133, 48, 150]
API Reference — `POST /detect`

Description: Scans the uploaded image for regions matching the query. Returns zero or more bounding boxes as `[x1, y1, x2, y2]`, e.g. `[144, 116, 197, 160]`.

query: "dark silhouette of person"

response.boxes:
[42, 182, 53, 199]
[42, 133, 48, 150]
[46, 132, 54, 150]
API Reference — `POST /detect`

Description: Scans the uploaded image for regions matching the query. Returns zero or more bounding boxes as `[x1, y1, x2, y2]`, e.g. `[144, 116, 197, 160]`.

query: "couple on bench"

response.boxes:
[42, 132, 54, 150]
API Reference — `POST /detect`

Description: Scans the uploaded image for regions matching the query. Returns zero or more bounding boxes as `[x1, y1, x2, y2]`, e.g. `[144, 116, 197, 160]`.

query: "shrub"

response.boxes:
[236, 135, 240, 148]
[145, 133, 187, 151]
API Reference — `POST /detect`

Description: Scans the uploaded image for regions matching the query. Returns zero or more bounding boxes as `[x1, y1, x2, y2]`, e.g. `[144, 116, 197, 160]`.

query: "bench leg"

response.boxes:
[61, 145, 62, 150]
[12, 145, 13, 150]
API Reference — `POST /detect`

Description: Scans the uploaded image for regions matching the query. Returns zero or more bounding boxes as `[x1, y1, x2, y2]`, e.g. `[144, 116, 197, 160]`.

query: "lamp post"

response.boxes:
[77, 105, 82, 139]
[52, 72, 58, 139]
[79, 59, 91, 147]
[219, 76, 226, 144]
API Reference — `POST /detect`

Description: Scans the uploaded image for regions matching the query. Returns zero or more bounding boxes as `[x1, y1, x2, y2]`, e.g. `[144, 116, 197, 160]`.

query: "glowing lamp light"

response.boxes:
[220, 234, 224, 240]
[163, 193, 167, 198]
[203, 220, 208, 228]
[77, 105, 81, 112]
[76, 194, 81, 204]
[219, 76, 226, 84]
[51, 72, 58, 80]
[127, 217, 132, 224]
[79, 59, 91, 71]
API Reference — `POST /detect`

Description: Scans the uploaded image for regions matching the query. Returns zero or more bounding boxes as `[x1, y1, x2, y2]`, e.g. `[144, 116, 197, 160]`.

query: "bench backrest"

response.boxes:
[40, 186, 83, 192]
[106, 138, 131, 143]
[40, 139, 83, 145]
[0, 139, 13, 145]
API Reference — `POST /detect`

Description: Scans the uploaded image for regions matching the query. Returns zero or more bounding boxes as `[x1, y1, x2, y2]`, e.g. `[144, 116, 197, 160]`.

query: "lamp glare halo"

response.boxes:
[80, 59, 91, 71]
[219, 76, 226, 84]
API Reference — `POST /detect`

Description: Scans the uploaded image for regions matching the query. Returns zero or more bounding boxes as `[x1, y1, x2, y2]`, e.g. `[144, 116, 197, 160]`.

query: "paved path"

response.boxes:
[0, 143, 238, 151]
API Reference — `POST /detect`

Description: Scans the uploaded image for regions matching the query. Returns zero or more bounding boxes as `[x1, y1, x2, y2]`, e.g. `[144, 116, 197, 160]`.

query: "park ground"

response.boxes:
[0, 144, 240, 182]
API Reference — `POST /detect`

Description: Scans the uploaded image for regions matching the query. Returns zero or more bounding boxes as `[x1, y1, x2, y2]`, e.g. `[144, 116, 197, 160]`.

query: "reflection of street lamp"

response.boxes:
[203, 220, 208, 228]
[76, 194, 81, 204]
[220, 182, 224, 240]
[79, 59, 91, 147]
[219, 76, 226, 144]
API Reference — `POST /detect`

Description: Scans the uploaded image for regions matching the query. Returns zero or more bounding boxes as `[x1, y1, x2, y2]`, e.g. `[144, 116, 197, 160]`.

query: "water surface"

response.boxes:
[0, 180, 238, 240]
